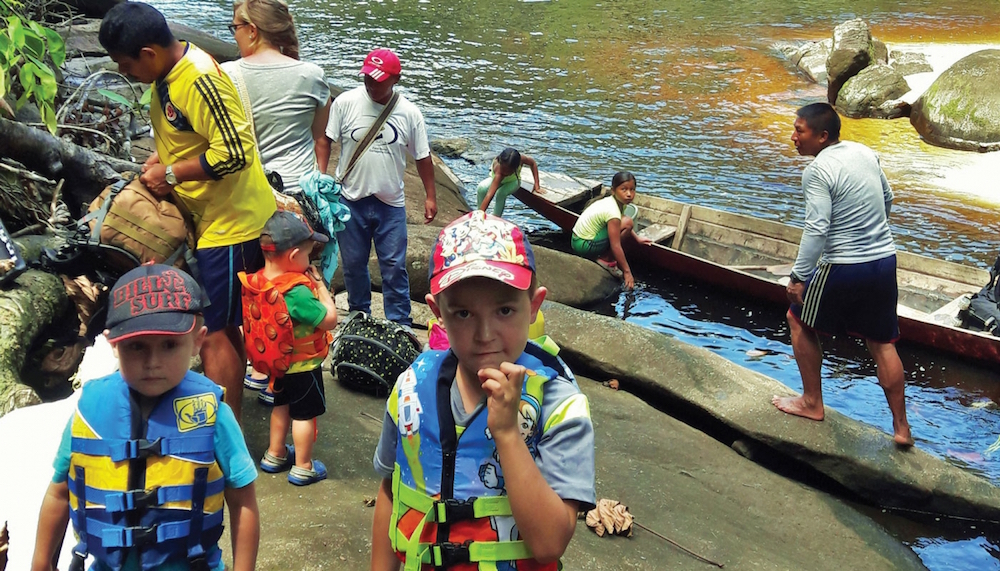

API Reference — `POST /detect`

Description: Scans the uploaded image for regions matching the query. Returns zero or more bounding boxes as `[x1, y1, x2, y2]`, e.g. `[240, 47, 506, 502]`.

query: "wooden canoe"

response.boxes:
[514, 170, 1000, 365]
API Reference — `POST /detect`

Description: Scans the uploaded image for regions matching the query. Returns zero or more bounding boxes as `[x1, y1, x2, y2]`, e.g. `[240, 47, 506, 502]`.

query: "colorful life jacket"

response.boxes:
[239, 270, 332, 378]
[67, 372, 225, 571]
[388, 341, 572, 571]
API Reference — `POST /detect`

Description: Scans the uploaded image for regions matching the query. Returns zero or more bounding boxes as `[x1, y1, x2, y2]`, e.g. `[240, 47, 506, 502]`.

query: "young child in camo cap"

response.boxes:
[370, 210, 596, 570]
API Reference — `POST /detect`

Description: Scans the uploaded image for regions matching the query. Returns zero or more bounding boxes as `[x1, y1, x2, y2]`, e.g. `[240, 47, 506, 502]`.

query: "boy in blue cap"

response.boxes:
[32, 264, 259, 571]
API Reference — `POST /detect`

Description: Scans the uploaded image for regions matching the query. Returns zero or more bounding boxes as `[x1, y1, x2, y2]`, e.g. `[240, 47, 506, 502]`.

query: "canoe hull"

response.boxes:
[515, 186, 1000, 366]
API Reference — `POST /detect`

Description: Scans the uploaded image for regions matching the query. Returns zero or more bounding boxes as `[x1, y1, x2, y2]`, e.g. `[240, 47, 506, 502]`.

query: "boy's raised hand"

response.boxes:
[479, 362, 527, 441]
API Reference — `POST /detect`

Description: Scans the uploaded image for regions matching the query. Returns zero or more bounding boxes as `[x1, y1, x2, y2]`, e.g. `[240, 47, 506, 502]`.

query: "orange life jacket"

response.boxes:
[239, 270, 331, 378]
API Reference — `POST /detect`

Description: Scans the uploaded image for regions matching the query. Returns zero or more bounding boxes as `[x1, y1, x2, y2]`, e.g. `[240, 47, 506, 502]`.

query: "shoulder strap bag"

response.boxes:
[336, 91, 399, 186]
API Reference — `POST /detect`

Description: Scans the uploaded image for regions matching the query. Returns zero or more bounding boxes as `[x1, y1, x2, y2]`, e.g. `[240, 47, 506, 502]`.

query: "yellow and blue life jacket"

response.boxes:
[388, 341, 571, 571]
[67, 372, 225, 571]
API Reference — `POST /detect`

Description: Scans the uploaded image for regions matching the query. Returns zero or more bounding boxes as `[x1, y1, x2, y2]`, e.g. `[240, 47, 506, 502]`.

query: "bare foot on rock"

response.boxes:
[771, 395, 825, 421]
[893, 421, 914, 448]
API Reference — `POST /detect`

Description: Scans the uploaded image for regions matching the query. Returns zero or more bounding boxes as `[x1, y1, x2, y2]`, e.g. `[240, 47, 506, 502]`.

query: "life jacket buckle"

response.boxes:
[435, 497, 477, 523]
[123, 486, 162, 510]
[134, 437, 163, 458]
[188, 554, 210, 571]
[432, 540, 472, 568]
[108, 524, 159, 547]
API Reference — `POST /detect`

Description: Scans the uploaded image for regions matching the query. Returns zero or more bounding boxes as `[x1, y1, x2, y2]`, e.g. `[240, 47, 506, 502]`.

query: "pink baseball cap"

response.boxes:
[360, 48, 401, 82]
[429, 211, 536, 296]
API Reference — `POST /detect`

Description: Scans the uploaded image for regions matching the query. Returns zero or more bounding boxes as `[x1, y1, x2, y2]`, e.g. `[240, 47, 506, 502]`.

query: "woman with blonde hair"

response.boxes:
[223, 0, 333, 397]
[222, 0, 332, 194]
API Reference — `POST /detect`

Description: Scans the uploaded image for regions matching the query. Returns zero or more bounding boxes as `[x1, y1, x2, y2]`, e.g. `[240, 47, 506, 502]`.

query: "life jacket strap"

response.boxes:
[394, 477, 529, 570]
[72, 434, 214, 462]
[70, 465, 89, 567]
[83, 511, 224, 548]
[187, 467, 210, 571]
[93, 479, 226, 513]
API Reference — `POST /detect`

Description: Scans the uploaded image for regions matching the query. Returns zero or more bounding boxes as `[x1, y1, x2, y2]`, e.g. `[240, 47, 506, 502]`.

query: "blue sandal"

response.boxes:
[260, 444, 295, 473]
[244, 373, 269, 391]
[288, 459, 327, 486]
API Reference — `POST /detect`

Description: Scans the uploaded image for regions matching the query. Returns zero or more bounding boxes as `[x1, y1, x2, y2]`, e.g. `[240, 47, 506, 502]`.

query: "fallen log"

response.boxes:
[0, 269, 75, 417]
[0, 117, 138, 217]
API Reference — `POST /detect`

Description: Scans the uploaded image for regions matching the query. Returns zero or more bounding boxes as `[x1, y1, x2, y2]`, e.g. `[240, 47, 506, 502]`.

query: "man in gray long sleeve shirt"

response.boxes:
[773, 103, 913, 447]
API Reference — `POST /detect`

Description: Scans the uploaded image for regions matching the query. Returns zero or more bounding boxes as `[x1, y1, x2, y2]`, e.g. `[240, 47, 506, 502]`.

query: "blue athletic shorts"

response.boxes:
[194, 240, 263, 332]
[789, 255, 900, 343]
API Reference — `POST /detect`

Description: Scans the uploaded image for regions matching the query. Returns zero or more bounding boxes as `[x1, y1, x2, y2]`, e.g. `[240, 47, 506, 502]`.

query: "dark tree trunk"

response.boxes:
[0, 117, 139, 217]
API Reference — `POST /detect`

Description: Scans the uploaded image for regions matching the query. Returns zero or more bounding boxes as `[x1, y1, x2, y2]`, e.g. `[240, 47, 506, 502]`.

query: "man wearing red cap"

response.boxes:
[325, 48, 437, 327]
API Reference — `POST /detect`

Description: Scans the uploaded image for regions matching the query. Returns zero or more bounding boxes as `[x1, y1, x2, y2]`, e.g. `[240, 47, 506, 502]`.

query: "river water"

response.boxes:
[151, 0, 1000, 567]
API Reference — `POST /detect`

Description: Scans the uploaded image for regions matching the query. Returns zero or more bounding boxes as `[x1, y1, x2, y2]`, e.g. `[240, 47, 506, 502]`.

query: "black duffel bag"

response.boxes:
[961, 253, 1000, 335]
[331, 311, 422, 396]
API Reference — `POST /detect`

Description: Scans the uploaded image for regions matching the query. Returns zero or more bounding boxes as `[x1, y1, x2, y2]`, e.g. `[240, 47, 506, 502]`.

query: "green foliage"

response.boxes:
[98, 85, 154, 112]
[0, 0, 66, 133]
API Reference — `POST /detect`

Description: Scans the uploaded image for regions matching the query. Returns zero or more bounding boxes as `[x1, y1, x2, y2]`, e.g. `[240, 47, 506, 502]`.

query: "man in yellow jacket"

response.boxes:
[99, 2, 276, 421]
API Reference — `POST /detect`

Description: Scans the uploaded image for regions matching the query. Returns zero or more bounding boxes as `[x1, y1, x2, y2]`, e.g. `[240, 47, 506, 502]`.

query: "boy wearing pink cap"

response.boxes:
[325, 48, 438, 328]
[370, 211, 596, 570]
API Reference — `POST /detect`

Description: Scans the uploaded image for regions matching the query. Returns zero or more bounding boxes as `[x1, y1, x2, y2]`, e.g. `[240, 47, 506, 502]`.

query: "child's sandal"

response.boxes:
[260, 444, 295, 473]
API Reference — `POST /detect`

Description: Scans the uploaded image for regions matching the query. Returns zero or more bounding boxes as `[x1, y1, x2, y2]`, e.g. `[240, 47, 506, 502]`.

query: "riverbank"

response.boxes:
[0, 295, 933, 571]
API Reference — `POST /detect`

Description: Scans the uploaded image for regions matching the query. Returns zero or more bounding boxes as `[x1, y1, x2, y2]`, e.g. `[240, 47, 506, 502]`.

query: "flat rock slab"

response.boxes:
[540, 301, 1000, 522]
[230, 366, 925, 570]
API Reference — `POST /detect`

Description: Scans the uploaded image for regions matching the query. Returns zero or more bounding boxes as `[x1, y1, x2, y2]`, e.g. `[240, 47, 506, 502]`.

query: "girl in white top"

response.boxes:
[222, 0, 331, 194]
[571, 171, 652, 290]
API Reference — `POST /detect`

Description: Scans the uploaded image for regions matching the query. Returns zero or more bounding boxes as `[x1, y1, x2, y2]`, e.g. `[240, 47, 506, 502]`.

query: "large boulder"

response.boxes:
[891, 51, 933, 76]
[357, 224, 620, 309]
[826, 18, 875, 104]
[836, 63, 911, 119]
[910, 49, 1000, 152]
[781, 38, 832, 85]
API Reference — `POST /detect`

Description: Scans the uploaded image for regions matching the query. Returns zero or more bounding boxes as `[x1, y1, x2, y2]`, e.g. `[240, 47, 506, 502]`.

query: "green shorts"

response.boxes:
[571, 228, 609, 257]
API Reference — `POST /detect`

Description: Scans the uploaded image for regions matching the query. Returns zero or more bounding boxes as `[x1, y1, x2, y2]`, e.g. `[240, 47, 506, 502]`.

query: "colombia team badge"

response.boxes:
[173, 393, 218, 432]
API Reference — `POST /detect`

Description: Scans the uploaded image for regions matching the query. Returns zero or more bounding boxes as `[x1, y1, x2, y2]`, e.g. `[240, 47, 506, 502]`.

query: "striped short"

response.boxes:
[194, 239, 263, 332]
[789, 255, 900, 343]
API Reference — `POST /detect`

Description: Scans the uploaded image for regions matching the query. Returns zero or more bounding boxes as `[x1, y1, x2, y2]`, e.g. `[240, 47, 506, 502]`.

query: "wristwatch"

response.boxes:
[165, 165, 178, 186]
[789, 273, 805, 284]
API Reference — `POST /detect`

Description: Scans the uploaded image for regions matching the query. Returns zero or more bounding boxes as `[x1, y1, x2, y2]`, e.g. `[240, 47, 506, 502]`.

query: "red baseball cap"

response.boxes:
[360, 48, 401, 82]
[428, 211, 536, 296]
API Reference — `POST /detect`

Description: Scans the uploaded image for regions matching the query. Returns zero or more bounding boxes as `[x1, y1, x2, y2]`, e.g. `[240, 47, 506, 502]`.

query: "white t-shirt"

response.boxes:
[325, 85, 430, 207]
[221, 59, 330, 194]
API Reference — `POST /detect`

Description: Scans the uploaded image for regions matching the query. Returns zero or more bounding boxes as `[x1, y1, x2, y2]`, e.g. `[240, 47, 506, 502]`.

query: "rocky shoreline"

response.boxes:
[1, 3, 998, 570]
[773, 18, 1000, 152]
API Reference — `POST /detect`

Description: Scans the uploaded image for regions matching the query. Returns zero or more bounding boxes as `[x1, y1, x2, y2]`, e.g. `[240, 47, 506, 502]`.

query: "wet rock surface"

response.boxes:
[910, 49, 1000, 152]
[541, 301, 1000, 523]
[836, 63, 911, 119]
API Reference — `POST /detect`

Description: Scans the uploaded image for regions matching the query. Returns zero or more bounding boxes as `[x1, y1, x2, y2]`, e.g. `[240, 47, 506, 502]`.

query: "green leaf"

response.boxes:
[22, 31, 43, 59]
[139, 87, 152, 106]
[14, 87, 28, 111]
[41, 28, 64, 67]
[25, 53, 52, 76]
[18, 60, 36, 91]
[8, 16, 23, 49]
[39, 101, 56, 133]
[0, 70, 6, 99]
[98, 88, 133, 108]
[37, 70, 56, 100]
